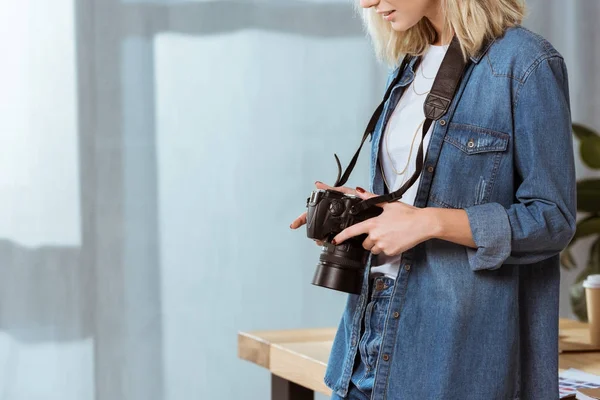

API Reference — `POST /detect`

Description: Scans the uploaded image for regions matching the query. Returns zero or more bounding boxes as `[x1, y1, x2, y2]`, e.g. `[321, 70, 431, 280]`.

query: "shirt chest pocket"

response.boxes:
[428, 123, 510, 209]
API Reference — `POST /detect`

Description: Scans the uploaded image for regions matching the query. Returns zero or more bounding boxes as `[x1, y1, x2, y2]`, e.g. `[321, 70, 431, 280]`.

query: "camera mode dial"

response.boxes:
[329, 199, 345, 216]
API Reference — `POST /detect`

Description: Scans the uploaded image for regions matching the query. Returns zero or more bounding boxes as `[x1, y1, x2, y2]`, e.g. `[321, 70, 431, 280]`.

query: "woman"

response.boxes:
[290, 0, 576, 398]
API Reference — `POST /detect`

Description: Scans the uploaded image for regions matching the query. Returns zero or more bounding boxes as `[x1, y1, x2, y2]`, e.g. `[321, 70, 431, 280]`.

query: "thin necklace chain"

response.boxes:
[381, 48, 446, 192]
[411, 64, 432, 96]
[385, 118, 424, 175]
[380, 118, 426, 191]
[420, 63, 436, 80]
[381, 155, 399, 194]
[381, 150, 410, 194]
[414, 52, 443, 93]
[411, 79, 430, 96]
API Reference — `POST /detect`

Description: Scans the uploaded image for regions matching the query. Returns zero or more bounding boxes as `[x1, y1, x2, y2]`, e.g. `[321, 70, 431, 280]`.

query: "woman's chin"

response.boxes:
[389, 20, 415, 33]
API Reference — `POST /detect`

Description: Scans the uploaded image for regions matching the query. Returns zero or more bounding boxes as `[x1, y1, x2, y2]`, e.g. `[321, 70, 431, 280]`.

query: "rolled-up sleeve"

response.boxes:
[464, 56, 577, 271]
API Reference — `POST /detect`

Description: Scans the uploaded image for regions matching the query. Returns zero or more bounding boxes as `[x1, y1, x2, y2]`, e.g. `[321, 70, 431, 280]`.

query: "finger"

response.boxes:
[362, 236, 376, 251]
[315, 181, 355, 195]
[370, 245, 383, 255]
[290, 212, 307, 229]
[355, 186, 387, 208]
[332, 220, 371, 245]
[315, 239, 324, 246]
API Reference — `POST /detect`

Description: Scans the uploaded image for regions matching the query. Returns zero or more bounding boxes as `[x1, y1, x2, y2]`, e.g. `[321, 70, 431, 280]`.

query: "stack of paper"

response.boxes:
[560, 369, 600, 399]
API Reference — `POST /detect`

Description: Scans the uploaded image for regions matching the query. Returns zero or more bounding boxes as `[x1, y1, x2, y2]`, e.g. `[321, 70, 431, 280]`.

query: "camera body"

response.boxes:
[306, 189, 382, 294]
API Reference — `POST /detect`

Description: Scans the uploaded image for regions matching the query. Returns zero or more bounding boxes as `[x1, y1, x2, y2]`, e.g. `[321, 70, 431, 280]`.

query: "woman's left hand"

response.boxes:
[332, 186, 437, 256]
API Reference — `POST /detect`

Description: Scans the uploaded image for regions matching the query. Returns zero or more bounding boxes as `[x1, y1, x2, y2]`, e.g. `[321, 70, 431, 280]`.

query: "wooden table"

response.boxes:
[238, 318, 600, 400]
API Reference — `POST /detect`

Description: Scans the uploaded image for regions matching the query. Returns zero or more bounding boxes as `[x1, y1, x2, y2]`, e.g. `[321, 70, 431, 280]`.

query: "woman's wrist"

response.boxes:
[420, 207, 477, 248]
[420, 207, 444, 240]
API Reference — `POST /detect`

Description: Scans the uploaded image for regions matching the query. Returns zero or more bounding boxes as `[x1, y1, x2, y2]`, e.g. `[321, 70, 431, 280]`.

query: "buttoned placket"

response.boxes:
[368, 61, 478, 400]
[344, 59, 419, 397]
[370, 57, 419, 196]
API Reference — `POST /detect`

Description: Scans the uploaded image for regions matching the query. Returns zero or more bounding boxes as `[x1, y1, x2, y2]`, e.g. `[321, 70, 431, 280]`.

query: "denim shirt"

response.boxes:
[324, 25, 576, 400]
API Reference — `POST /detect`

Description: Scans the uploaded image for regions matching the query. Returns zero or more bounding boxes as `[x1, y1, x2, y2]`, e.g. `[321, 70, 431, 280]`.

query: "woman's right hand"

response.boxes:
[289, 181, 357, 246]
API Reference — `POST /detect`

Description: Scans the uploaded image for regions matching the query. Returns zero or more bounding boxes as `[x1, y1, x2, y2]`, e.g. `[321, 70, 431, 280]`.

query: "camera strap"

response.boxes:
[331, 54, 412, 189]
[332, 36, 470, 215]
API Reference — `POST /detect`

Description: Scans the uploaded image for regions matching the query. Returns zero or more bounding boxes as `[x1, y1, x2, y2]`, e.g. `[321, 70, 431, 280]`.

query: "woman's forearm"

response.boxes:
[423, 208, 477, 249]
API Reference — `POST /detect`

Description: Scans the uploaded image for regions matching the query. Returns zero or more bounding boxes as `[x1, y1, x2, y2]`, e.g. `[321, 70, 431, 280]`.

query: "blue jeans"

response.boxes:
[331, 275, 394, 400]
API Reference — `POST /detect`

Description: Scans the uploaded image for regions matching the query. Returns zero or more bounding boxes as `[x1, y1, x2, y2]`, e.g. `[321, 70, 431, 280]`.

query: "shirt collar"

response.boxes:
[390, 37, 496, 89]
[397, 36, 496, 77]
[469, 36, 496, 63]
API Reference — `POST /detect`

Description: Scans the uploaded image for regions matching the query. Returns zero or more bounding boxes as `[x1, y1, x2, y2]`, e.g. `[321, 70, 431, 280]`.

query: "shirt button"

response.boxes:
[439, 119, 446, 126]
[467, 139, 475, 148]
[382, 354, 390, 361]
[427, 166, 434, 173]
[393, 311, 400, 319]
[405, 264, 411, 271]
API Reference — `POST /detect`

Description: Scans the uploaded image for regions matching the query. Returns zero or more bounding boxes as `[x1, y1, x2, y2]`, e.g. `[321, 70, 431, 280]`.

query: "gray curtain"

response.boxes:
[0, 0, 597, 399]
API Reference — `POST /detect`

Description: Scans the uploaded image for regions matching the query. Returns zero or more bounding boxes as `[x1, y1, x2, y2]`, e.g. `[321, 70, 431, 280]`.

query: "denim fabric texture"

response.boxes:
[324, 25, 576, 400]
[354, 276, 395, 398]
[331, 276, 395, 400]
[330, 383, 371, 400]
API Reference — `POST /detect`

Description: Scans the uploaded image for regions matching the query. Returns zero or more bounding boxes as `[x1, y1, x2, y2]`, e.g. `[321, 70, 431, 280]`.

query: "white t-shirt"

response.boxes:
[370, 43, 449, 278]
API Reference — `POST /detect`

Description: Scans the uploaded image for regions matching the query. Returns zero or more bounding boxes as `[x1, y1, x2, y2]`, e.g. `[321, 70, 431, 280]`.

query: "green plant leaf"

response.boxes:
[577, 179, 600, 213]
[561, 247, 577, 270]
[560, 215, 600, 270]
[574, 238, 600, 282]
[573, 215, 600, 242]
[573, 123, 599, 141]
[563, 215, 600, 259]
[581, 138, 600, 169]
[570, 281, 588, 321]
[592, 236, 600, 269]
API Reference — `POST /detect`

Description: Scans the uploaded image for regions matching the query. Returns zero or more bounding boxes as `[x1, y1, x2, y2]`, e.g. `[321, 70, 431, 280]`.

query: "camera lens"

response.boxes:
[312, 241, 369, 295]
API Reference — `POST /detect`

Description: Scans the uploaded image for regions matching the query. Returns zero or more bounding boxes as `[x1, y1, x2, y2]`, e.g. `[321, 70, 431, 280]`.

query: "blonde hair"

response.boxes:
[357, 0, 526, 67]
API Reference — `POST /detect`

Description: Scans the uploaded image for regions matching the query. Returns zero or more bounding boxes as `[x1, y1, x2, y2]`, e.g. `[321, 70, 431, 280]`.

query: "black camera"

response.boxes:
[305, 189, 383, 294]
[301, 38, 466, 294]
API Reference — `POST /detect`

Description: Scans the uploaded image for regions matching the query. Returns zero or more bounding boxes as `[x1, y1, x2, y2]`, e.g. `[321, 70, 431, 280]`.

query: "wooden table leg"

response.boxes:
[271, 374, 314, 400]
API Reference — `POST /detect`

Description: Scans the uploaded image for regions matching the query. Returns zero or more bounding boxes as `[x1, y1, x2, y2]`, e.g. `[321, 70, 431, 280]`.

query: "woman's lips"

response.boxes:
[383, 10, 396, 21]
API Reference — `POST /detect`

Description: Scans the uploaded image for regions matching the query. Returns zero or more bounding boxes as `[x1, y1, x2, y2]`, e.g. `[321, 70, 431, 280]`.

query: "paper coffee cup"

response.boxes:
[584, 275, 600, 346]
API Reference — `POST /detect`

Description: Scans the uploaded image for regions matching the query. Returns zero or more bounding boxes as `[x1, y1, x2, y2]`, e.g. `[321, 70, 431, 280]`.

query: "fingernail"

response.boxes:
[315, 181, 322, 185]
[290, 224, 293, 229]
[332, 239, 337, 245]
[356, 187, 365, 193]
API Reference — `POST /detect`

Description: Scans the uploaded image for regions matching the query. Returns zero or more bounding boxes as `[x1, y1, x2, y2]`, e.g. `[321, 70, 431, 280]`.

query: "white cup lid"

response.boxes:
[583, 275, 600, 289]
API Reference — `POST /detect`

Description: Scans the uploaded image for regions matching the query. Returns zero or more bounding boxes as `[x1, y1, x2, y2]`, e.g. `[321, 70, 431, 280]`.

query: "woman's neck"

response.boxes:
[426, 4, 452, 45]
